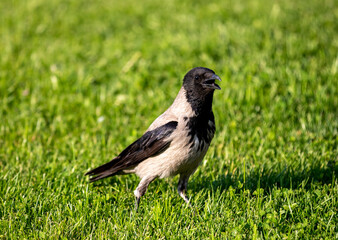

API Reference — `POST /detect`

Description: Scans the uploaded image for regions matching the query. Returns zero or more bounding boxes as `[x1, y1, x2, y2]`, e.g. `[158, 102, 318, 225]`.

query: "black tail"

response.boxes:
[85, 158, 120, 182]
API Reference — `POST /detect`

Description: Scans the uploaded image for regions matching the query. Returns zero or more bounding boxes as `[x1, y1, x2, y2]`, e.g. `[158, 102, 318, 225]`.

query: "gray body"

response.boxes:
[131, 88, 214, 202]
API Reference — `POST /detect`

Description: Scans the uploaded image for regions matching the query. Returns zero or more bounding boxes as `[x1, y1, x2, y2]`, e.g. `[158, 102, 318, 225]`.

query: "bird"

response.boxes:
[86, 67, 221, 210]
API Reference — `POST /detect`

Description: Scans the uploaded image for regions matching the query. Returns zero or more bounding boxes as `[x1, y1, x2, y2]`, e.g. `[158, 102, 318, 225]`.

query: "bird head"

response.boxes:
[183, 67, 222, 94]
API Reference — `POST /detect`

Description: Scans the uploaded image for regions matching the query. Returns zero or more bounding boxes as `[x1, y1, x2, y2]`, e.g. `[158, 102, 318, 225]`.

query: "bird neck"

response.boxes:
[169, 88, 214, 119]
[185, 90, 214, 116]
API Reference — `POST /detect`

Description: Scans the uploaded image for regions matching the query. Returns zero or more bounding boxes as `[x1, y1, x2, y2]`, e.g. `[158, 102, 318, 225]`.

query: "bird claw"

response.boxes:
[135, 197, 140, 212]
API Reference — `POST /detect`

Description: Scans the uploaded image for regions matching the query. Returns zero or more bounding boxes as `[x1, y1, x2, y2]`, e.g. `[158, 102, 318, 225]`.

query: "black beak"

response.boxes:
[202, 74, 222, 90]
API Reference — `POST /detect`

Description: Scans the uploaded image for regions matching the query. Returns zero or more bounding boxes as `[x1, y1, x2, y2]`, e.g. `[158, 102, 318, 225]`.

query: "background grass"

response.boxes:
[0, 0, 337, 238]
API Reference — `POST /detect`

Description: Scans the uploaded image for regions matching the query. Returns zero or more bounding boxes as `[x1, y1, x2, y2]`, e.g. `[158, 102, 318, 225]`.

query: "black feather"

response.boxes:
[86, 121, 178, 182]
[185, 111, 215, 149]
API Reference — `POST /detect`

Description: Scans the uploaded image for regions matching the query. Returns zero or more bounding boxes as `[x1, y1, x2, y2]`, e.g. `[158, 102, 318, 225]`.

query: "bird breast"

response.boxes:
[134, 116, 215, 179]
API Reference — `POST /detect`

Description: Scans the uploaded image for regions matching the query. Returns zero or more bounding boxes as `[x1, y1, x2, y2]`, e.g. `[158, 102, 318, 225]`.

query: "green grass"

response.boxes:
[1, 0, 337, 238]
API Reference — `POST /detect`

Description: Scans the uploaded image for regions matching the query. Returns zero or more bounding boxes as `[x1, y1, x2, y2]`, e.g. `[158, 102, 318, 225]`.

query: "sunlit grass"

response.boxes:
[0, 0, 337, 238]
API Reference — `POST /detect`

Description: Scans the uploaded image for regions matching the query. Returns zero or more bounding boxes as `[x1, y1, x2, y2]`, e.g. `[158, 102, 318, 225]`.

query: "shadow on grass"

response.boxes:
[193, 160, 337, 194]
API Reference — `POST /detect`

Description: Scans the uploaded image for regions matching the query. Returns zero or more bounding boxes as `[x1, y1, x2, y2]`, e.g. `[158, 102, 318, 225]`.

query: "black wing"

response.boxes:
[85, 121, 178, 182]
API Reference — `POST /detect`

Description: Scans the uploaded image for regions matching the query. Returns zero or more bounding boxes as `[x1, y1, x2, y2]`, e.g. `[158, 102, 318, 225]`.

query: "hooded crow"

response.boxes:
[86, 67, 221, 210]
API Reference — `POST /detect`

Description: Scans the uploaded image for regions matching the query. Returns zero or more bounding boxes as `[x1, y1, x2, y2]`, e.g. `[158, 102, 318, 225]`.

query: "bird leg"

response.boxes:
[178, 175, 190, 204]
[134, 176, 156, 211]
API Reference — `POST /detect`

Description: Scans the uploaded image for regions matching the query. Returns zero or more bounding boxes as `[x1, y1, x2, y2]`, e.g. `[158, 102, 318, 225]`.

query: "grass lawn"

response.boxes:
[0, 0, 337, 238]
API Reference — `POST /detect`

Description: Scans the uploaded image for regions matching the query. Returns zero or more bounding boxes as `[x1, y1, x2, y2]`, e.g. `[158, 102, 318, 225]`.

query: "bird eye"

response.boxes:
[195, 75, 199, 80]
